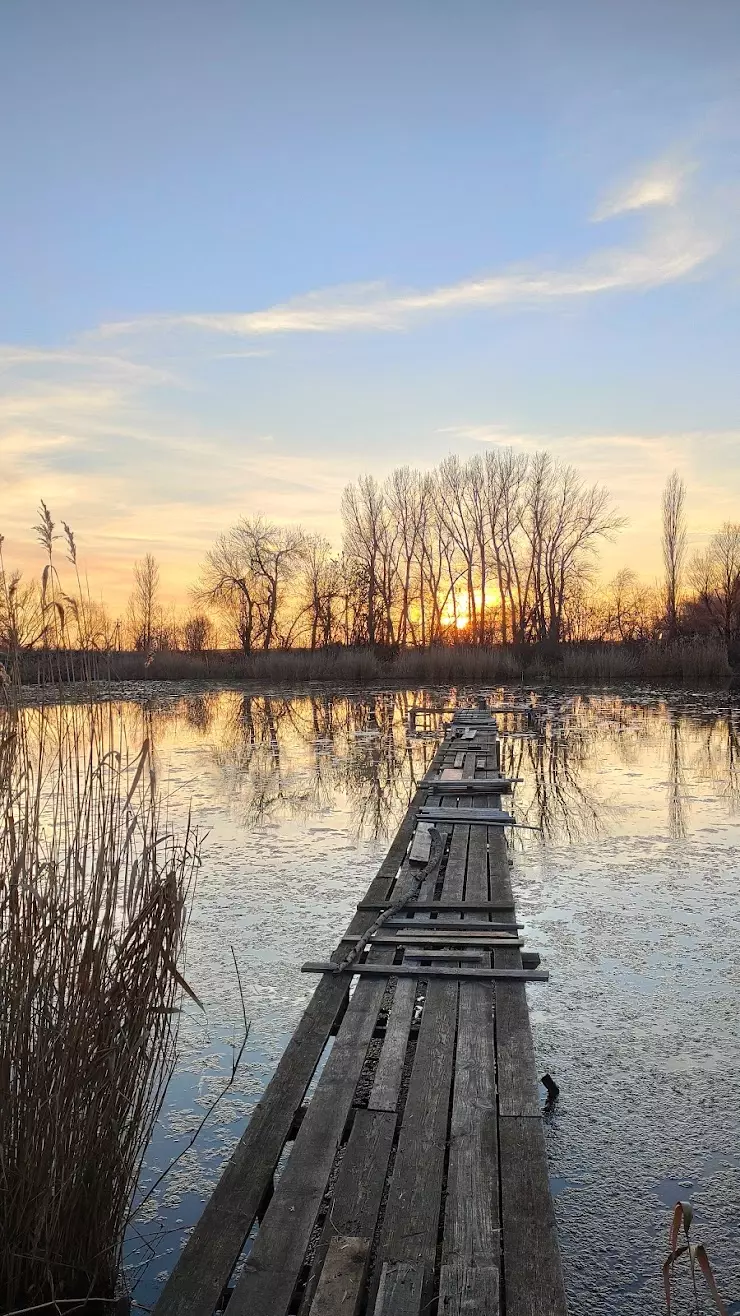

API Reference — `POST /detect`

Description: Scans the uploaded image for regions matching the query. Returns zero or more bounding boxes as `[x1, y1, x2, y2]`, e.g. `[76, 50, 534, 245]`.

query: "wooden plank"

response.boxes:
[308, 1235, 368, 1316]
[499, 1117, 568, 1316]
[461, 727, 478, 740]
[408, 823, 432, 864]
[371, 981, 457, 1312]
[438, 984, 500, 1315]
[386, 918, 523, 931]
[372, 1262, 423, 1315]
[342, 933, 524, 947]
[495, 984, 541, 1117]
[454, 752, 465, 768]
[421, 779, 518, 794]
[227, 964, 391, 1316]
[301, 963, 547, 982]
[418, 807, 514, 825]
[358, 901, 515, 912]
[438, 1263, 500, 1315]
[439, 767, 464, 781]
[403, 948, 484, 962]
[303, 1108, 396, 1312]
[368, 979, 416, 1112]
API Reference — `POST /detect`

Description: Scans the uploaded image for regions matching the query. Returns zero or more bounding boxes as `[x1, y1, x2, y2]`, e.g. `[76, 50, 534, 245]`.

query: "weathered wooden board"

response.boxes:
[357, 900, 515, 912]
[499, 1117, 568, 1316]
[402, 948, 484, 962]
[343, 933, 524, 947]
[386, 917, 523, 931]
[150, 972, 351, 1316]
[301, 962, 549, 982]
[367, 979, 416, 1113]
[371, 981, 457, 1312]
[419, 807, 515, 825]
[439, 766, 464, 781]
[308, 1235, 368, 1316]
[422, 778, 518, 793]
[372, 1262, 424, 1315]
[408, 822, 432, 863]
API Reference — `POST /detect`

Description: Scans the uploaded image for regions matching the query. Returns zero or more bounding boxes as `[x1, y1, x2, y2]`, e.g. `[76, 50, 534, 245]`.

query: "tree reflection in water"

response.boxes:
[28, 686, 740, 848]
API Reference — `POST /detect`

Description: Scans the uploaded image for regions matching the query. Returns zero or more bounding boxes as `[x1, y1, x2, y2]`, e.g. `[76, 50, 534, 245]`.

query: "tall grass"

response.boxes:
[5, 638, 735, 688]
[0, 695, 201, 1312]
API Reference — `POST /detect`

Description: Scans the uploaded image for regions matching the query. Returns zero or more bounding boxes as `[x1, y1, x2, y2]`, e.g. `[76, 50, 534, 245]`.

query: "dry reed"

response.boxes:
[6, 638, 735, 688]
[0, 695, 201, 1312]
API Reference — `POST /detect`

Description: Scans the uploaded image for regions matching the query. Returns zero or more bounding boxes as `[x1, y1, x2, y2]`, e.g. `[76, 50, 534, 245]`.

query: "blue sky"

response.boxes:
[2, 0, 740, 607]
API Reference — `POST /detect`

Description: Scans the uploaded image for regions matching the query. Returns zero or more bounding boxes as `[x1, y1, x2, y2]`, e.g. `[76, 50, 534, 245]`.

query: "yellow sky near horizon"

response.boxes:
[3, 422, 737, 618]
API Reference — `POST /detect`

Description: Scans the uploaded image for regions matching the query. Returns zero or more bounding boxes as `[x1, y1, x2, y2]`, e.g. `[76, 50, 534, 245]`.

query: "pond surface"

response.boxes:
[95, 683, 740, 1315]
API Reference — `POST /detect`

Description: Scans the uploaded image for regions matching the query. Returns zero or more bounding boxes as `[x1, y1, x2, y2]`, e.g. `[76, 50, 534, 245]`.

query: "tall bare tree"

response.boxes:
[662, 470, 687, 640]
[689, 523, 740, 651]
[129, 553, 161, 652]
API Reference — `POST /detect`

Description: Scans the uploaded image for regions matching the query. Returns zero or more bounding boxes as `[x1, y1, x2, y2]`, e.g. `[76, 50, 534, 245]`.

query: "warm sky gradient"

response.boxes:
[2, 0, 740, 612]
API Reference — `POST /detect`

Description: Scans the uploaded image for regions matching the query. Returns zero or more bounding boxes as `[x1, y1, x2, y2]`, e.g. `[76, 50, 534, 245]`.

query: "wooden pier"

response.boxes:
[155, 707, 567, 1316]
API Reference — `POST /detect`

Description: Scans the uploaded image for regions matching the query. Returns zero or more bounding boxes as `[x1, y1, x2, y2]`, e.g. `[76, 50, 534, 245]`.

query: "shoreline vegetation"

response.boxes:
[0, 683, 203, 1311]
[4, 636, 735, 689]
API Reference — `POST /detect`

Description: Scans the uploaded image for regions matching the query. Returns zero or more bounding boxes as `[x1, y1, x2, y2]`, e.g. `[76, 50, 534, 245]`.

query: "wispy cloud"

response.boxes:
[592, 158, 691, 221]
[95, 158, 717, 342]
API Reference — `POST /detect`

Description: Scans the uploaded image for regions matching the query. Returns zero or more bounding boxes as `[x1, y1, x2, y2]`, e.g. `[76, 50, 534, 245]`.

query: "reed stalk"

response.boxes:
[0, 692, 201, 1312]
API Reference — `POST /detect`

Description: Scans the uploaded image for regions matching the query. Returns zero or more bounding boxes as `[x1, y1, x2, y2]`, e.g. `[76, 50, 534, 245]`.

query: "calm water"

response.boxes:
[79, 684, 740, 1315]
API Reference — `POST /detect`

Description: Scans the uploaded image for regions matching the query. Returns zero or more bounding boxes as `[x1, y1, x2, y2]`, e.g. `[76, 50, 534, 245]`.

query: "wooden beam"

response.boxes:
[301, 963, 549, 983]
[386, 918, 524, 932]
[358, 900, 515, 912]
[418, 807, 515, 825]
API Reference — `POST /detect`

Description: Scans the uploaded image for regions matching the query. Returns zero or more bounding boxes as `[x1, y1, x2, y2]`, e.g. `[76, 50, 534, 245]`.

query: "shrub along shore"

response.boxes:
[4, 638, 736, 688]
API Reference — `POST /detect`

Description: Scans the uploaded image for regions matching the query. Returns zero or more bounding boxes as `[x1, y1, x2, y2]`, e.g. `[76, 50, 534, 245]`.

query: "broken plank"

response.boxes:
[408, 822, 432, 864]
[308, 1235, 368, 1316]
[372, 1262, 423, 1316]
[301, 963, 549, 983]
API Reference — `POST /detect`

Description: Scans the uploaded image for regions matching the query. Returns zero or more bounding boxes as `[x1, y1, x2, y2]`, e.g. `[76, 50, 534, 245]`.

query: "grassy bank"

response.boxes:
[5, 638, 734, 687]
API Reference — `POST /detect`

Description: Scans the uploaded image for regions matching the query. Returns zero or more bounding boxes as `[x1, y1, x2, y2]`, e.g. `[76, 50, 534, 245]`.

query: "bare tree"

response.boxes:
[199, 518, 304, 652]
[341, 476, 386, 646]
[129, 554, 161, 652]
[662, 470, 687, 640]
[689, 523, 740, 651]
[183, 613, 214, 652]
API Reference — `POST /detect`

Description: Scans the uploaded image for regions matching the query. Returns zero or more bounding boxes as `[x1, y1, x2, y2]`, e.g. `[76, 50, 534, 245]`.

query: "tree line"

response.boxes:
[2, 451, 740, 656]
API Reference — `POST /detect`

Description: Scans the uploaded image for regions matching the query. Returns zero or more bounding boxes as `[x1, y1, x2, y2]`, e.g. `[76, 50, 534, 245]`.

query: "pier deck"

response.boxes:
[155, 707, 567, 1316]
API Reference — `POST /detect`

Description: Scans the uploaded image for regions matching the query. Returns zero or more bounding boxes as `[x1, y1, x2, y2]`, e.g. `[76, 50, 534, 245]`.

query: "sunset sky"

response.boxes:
[2, 0, 740, 612]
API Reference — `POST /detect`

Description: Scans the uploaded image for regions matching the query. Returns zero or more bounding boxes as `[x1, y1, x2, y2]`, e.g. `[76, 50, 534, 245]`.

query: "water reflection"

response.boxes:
[10, 687, 740, 848]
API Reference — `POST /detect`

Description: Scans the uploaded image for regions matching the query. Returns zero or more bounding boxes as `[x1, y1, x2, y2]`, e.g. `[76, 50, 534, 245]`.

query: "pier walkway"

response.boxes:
[155, 705, 567, 1316]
